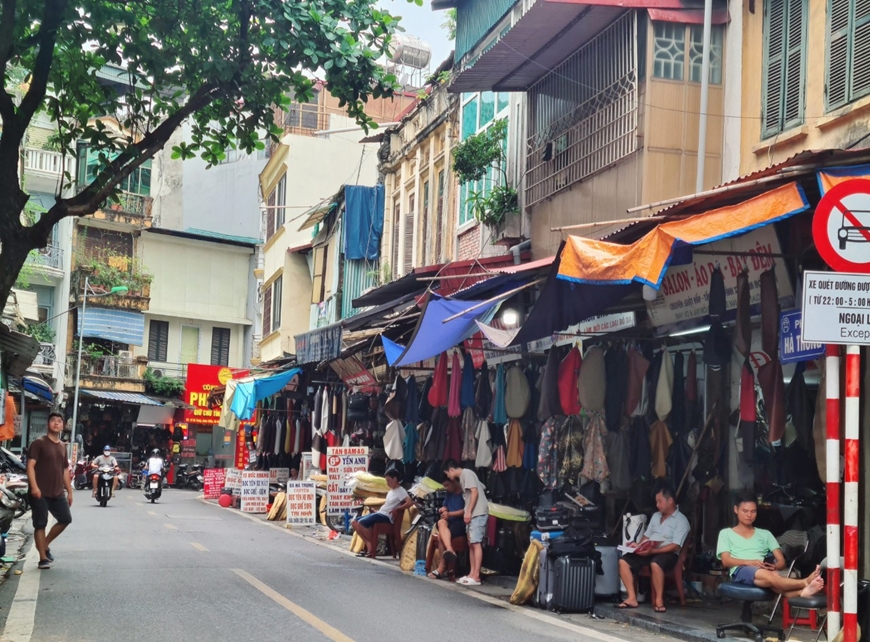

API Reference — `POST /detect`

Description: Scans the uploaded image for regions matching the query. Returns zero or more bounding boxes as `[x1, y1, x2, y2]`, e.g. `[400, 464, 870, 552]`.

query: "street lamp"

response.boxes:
[70, 276, 128, 447]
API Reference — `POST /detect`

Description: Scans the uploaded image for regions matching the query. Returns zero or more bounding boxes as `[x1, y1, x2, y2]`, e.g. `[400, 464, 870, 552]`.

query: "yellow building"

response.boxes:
[739, 0, 870, 172]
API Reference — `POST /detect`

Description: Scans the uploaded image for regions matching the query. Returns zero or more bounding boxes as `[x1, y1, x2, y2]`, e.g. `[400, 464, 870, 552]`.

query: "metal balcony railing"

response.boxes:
[106, 191, 152, 218]
[68, 354, 141, 380]
[25, 243, 64, 271]
[33, 342, 56, 367]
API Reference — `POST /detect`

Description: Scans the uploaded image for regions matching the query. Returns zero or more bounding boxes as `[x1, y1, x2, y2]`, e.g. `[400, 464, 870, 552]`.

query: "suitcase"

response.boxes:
[537, 545, 553, 609]
[550, 556, 596, 613]
[535, 505, 570, 531]
[594, 545, 620, 598]
[416, 524, 432, 561]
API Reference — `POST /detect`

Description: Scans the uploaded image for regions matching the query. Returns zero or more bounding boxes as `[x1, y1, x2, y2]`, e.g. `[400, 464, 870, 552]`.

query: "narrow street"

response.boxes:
[0, 489, 673, 642]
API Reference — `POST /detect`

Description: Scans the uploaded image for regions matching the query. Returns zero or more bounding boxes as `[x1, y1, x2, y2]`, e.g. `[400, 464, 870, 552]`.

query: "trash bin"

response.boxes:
[858, 580, 870, 642]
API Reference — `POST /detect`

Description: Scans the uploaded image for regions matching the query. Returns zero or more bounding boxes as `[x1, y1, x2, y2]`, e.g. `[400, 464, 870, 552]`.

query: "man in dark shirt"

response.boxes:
[428, 478, 466, 579]
[26, 412, 73, 570]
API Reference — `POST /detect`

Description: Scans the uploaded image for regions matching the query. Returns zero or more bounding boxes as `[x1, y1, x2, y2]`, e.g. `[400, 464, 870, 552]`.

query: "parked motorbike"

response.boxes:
[0, 448, 27, 475]
[74, 457, 92, 490]
[144, 472, 163, 503]
[173, 463, 204, 491]
[0, 474, 29, 534]
[94, 465, 115, 507]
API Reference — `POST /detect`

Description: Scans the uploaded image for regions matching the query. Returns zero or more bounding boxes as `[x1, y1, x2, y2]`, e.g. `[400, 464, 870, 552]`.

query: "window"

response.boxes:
[826, 0, 870, 111]
[421, 181, 430, 264]
[653, 22, 686, 80]
[77, 147, 152, 195]
[689, 25, 724, 84]
[147, 320, 169, 362]
[480, 91, 495, 127]
[265, 174, 286, 240]
[263, 287, 273, 335]
[285, 89, 322, 132]
[461, 97, 479, 139]
[435, 171, 445, 261]
[210, 328, 231, 366]
[312, 245, 328, 304]
[272, 276, 283, 330]
[391, 201, 400, 279]
[403, 193, 415, 274]
[180, 326, 200, 365]
[763, 0, 807, 136]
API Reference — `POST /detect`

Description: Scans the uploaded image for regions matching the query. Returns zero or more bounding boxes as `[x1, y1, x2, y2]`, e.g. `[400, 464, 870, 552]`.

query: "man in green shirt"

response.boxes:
[717, 493, 823, 598]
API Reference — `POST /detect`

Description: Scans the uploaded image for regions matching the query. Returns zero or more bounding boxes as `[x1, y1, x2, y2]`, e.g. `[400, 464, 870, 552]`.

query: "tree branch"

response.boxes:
[0, 0, 17, 123]
[16, 0, 67, 129]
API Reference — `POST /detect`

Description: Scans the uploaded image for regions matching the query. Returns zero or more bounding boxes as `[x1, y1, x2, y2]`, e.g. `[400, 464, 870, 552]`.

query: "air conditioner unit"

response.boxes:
[117, 350, 133, 360]
[151, 368, 164, 378]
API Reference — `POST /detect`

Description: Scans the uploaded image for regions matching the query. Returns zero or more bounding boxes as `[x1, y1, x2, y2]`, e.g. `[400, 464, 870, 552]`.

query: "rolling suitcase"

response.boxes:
[416, 524, 432, 560]
[594, 545, 620, 598]
[537, 545, 553, 609]
[550, 555, 596, 613]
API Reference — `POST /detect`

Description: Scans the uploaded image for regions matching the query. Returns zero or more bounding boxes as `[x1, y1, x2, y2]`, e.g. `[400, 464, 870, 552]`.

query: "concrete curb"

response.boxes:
[595, 604, 724, 642]
[0, 517, 32, 586]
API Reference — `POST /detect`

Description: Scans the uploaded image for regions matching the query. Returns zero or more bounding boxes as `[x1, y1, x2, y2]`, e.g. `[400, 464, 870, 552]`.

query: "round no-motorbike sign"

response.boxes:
[813, 179, 870, 272]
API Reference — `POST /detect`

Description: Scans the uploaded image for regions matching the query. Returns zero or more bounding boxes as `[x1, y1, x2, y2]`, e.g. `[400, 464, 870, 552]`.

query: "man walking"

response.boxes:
[26, 412, 73, 570]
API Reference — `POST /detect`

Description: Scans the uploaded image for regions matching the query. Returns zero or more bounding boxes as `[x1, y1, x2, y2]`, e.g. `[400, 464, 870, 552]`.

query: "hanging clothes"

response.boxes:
[578, 346, 606, 412]
[649, 420, 673, 478]
[524, 365, 540, 424]
[447, 352, 463, 418]
[686, 350, 700, 430]
[538, 416, 563, 488]
[444, 415, 463, 462]
[426, 407, 448, 462]
[405, 375, 419, 425]
[538, 347, 562, 420]
[419, 376, 434, 422]
[604, 344, 627, 433]
[606, 427, 631, 491]
[558, 346, 582, 416]
[786, 364, 814, 454]
[505, 418, 524, 467]
[628, 416, 652, 479]
[384, 419, 405, 461]
[492, 444, 507, 473]
[460, 353, 476, 409]
[625, 346, 650, 418]
[475, 363, 493, 419]
[505, 365, 531, 419]
[521, 422, 538, 471]
[492, 364, 507, 425]
[428, 352, 449, 407]
[460, 407, 478, 462]
[655, 350, 674, 422]
[670, 352, 686, 435]
[415, 422, 428, 463]
[312, 387, 323, 433]
[557, 416, 584, 487]
[757, 267, 786, 443]
[475, 419, 493, 469]
[581, 412, 609, 483]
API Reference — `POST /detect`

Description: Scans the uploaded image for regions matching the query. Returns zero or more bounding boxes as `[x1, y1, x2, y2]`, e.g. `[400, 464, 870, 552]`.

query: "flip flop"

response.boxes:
[617, 602, 639, 609]
[355, 551, 368, 557]
[457, 577, 481, 586]
[428, 570, 444, 579]
[654, 606, 667, 613]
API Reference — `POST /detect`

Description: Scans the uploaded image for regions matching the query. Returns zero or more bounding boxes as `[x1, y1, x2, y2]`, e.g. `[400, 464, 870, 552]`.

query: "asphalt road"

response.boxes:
[0, 488, 680, 642]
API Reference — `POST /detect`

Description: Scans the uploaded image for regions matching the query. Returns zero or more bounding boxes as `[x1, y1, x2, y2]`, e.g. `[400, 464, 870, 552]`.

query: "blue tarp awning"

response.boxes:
[381, 295, 498, 367]
[78, 308, 145, 346]
[230, 368, 303, 421]
[343, 185, 385, 261]
[23, 376, 53, 402]
[81, 390, 163, 406]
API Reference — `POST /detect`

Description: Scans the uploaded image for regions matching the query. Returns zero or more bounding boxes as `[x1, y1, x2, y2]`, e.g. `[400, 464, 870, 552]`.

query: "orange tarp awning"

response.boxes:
[817, 165, 870, 193]
[557, 182, 809, 287]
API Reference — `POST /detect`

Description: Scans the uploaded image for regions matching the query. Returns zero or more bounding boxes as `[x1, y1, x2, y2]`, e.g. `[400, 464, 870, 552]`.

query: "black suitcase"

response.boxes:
[535, 505, 570, 531]
[550, 556, 596, 613]
[416, 524, 432, 561]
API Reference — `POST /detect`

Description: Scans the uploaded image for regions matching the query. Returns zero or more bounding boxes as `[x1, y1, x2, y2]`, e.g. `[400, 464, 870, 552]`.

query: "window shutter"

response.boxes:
[403, 194, 415, 275]
[782, 0, 806, 128]
[391, 202, 401, 279]
[826, 0, 851, 109]
[421, 181, 430, 265]
[266, 191, 276, 239]
[211, 328, 230, 366]
[762, 0, 786, 137]
[435, 172, 445, 262]
[272, 277, 283, 328]
[263, 288, 272, 336]
[148, 320, 168, 362]
[853, 0, 870, 98]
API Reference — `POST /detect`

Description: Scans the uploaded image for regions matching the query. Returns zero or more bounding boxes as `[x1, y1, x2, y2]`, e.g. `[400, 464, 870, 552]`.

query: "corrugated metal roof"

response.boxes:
[81, 390, 163, 406]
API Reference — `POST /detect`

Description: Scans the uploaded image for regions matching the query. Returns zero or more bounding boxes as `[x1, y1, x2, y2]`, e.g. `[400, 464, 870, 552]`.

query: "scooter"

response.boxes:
[94, 465, 115, 507]
[173, 464, 204, 491]
[0, 474, 29, 534]
[144, 471, 163, 503]
[74, 457, 92, 490]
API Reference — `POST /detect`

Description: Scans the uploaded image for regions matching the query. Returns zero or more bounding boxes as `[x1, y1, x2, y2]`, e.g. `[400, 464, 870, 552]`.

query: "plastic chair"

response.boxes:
[784, 595, 827, 642]
[370, 508, 405, 559]
[640, 534, 691, 607]
[716, 583, 784, 642]
[767, 530, 810, 625]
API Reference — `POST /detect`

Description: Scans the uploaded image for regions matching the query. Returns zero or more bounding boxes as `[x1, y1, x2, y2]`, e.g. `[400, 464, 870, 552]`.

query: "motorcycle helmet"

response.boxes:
[103, 445, 112, 453]
[151, 449, 161, 457]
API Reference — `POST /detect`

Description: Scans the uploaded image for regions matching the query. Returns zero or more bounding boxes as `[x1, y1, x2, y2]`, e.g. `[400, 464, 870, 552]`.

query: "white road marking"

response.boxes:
[164, 523, 177, 530]
[190, 542, 209, 552]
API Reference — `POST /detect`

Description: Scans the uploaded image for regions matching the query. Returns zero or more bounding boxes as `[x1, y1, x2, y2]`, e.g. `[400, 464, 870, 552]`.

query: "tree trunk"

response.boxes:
[0, 236, 33, 310]
[0, 194, 40, 311]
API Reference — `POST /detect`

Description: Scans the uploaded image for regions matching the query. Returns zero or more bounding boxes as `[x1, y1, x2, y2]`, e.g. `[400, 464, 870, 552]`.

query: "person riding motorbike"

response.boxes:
[146, 449, 164, 480]
[91, 446, 120, 498]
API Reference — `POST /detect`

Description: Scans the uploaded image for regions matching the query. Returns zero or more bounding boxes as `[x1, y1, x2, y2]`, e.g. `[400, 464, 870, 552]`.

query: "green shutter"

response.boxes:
[782, 0, 807, 128]
[762, 0, 787, 137]
[853, 0, 870, 99]
[827, 0, 852, 109]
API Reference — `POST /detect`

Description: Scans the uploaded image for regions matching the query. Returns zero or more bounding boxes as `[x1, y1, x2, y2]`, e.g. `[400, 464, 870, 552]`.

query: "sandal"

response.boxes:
[355, 551, 368, 557]
[428, 570, 444, 579]
[457, 576, 481, 586]
[617, 602, 639, 609]
[654, 605, 667, 613]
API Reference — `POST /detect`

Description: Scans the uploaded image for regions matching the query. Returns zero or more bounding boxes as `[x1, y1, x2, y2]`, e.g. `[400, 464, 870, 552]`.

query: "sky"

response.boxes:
[377, 0, 455, 71]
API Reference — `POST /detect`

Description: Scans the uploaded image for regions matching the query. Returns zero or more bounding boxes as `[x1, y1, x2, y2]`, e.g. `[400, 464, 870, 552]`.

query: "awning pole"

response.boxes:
[696, 0, 713, 193]
[440, 278, 546, 324]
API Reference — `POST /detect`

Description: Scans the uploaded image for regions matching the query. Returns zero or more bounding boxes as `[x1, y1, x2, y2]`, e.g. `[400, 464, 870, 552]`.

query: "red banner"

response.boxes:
[184, 364, 249, 425]
[203, 469, 226, 499]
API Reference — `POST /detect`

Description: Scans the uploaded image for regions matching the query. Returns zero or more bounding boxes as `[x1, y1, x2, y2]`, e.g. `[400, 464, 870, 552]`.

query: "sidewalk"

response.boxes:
[205, 499, 785, 642]
[0, 516, 31, 587]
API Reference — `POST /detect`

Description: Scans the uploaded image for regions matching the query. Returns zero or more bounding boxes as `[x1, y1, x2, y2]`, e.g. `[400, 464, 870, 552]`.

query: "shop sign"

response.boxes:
[240, 471, 270, 513]
[224, 468, 242, 490]
[802, 271, 870, 345]
[646, 226, 794, 330]
[780, 310, 824, 364]
[553, 312, 637, 346]
[812, 179, 870, 273]
[295, 323, 342, 365]
[203, 469, 226, 500]
[330, 356, 379, 392]
[183, 364, 249, 425]
[181, 438, 196, 458]
[269, 468, 290, 484]
[300, 452, 314, 480]
[326, 446, 369, 516]
[285, 481, 317, 526]
[234, 433, 250, 470]
[13, 414, 21, 436]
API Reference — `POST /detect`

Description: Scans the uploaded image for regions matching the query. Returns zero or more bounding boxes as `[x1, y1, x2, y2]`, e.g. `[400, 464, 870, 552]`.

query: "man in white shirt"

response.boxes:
[351, 469, 413, 558]
[443, 459, 489, 587]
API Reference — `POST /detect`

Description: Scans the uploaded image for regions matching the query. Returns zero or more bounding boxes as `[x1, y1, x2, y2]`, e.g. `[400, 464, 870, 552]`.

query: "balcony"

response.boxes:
[24, 148, 75, 194]
[67, 353, 147, 393]
[25, 243, 65, 274]
[29, 342, 57, 376]
[90, 191, 153, 228]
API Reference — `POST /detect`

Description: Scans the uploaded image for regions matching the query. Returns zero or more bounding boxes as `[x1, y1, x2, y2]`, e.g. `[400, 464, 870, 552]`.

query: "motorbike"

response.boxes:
[74, 457, 92, 490]
[173, 463, 204, 491]
[94, 465, 116, 507]
[0, 474, 29, 534]
[144, 470, 163, 503]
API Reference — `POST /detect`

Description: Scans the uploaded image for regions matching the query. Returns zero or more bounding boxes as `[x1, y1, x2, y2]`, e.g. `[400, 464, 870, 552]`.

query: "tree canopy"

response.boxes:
[0, 0, 413, 305]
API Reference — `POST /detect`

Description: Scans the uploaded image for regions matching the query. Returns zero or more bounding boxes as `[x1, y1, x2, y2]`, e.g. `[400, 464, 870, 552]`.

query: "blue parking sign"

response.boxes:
[780, 310, 824, 364]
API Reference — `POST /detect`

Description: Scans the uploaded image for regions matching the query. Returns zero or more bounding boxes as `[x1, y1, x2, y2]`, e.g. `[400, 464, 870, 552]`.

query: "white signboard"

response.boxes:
[646, 226, 794, 329]
[802, 271, 870, 344]
[285, 481, 317, 526]
[240, 471, 270, 513]
[224, 468, 242, 490]
[326, 446, 369, 516]
[269, 468, 290, 484]
[300, 452, 314, 480]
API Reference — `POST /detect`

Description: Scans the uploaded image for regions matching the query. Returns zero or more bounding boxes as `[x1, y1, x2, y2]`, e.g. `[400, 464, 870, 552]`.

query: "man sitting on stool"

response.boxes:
[351, 469, 413, 557]
[428, 478, 466, 579]
[618, 483, 690, 613]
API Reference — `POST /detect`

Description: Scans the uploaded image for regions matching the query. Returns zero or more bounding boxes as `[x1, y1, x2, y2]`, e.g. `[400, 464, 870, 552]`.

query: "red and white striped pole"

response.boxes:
[843, 345, 860, 642]
[826, 344, 842, 641]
